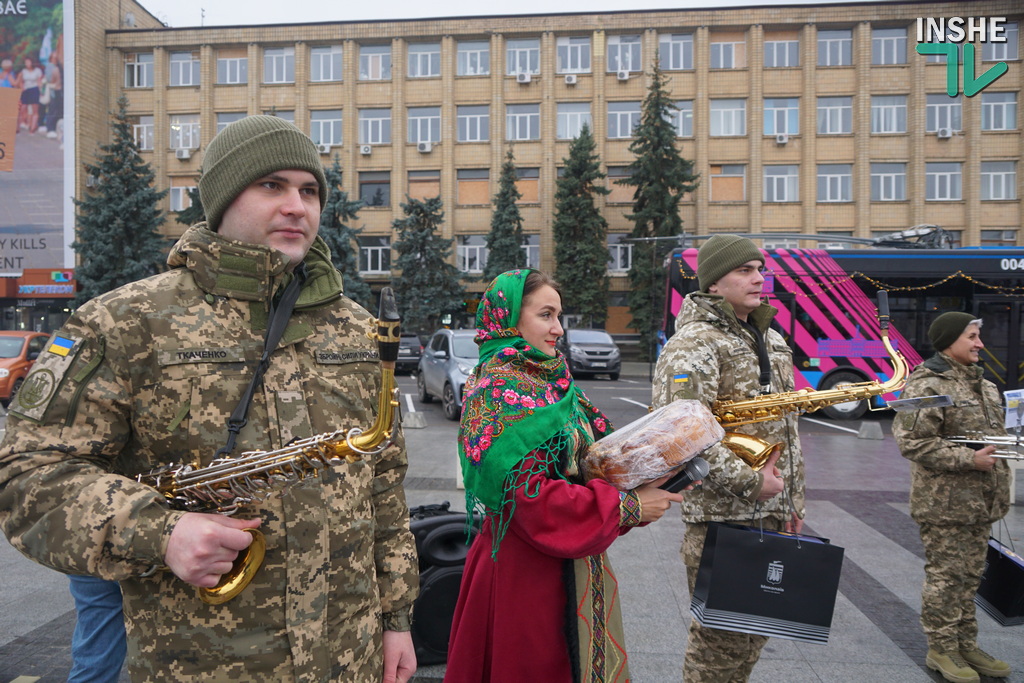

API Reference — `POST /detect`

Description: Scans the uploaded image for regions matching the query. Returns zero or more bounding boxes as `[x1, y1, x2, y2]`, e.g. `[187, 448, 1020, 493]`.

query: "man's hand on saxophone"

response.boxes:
[755, 446, 785, 502]
[165, 513, 261, 588]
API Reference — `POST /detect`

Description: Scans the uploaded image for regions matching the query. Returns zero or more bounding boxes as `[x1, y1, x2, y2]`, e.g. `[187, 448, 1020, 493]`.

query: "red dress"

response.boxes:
[444, 459, 630, 683]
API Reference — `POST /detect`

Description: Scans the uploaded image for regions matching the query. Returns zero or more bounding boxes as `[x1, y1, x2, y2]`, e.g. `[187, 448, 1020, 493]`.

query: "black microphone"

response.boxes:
[659, 457, 710, 494]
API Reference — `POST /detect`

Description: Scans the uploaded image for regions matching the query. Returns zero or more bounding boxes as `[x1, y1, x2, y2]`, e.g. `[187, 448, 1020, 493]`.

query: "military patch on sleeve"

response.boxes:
[11, 334, 84, 422]
[316, 349, 380, 365]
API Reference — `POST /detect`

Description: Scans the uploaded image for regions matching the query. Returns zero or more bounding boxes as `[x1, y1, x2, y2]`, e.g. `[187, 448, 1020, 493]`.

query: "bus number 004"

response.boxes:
[1001, 258, 1024, 271]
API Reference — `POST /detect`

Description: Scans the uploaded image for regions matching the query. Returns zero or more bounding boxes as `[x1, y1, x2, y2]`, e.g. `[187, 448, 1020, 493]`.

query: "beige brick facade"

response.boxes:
[83, 1, 1023, 328]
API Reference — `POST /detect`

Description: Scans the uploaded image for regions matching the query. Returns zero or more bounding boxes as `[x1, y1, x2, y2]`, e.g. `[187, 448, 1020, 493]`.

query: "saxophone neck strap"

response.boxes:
[739, 319, 772, 394]
[217, 263, 309, 458]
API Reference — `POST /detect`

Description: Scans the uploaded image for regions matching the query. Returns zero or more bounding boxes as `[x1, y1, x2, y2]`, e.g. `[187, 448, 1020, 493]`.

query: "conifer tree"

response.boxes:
[318, 158, 372, 309]
[620, 58, 700, 360]
[73, 96, 169, 306]
[552, 123, 610, 327]
[391, 196, 466, 335]
[483, 147, 526, 281]
[174, 186, 205, 227]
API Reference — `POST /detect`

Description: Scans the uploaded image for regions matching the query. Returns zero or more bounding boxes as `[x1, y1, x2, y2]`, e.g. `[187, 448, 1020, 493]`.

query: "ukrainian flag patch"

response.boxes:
[673, 373, 690, 383]
[48, 335, 76, 357]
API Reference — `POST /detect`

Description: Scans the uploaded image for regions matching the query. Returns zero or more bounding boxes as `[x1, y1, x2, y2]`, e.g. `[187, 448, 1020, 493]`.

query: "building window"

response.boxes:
[359, 171, 391, 207]
[407, 106, 441, 144]
[506, 38, 540, 75]
[216, 112, 246, 134]
[926, 94, 962, 132]
[359, 236, 391, 274]
[659, 33, 693, 71]
[926, 162, 962, 201]
[408, 43, 441, 78]
[263, 47, 295, 84]
[132, 115, 154, 150]
[872, 28, 906, 65]
[764, 98, 799, 136]
[817, 164, 852, 202]
[263, 110, 294, 122]
[871, 163, 906, 201]
[124, 52, 153, 88]
[607, 234, 632, 272]
[710, 39, 745, 69]
[359, 108, 392, 145]
[981, 161, 1017, 200]
[310, 45, 342, 82]
[607, 101, 641, 139]
[217, 53, 248, 84]
[710, 99, 746, 136]
[871, 95, 907, 133]
[506, 104, 540, 141]
[762, 235, 800, 250]
[764, 165, 799, 202]
[980, 229, 1017, 246]
[818, 231, 853, 249]
[457, 105, 489, 142]
[359, 45, 391, 81]
[982, 92, 1018, 131]
[408, 170, 441, 201]
[169, 114, 200, 150]
[457, 235, 489, 273]
[169, 184, 196, 212]
[606, 166, 632, 203]
[310, 110, 343, 146]
[515, 167, 540, 203]
[608, 35, 641, 73]
[710, 164, 745, 201]
[817, 96, 852, 134]
[673, 101, 693, 137]
[557, 102, 591, 140]
[818, 30, 852, 66]
[457, 169, 489, 205]
[764, 40, 799, 68]
[169, 51, 200, 87]
[983, 22, 1018, 61]
[522, 234, 540, 268]
[457, 41, 490, 76]
[557, 36, 591, 74]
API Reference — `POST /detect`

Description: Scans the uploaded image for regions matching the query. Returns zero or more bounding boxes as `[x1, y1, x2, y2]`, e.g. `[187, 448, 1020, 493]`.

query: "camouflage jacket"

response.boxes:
[892, 353, 1009, 526]
[0, 226, 418, 682]
[652, 292, 805, 523]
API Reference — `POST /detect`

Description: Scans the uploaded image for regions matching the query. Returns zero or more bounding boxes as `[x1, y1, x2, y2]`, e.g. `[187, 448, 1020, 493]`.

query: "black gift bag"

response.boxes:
[690, 522, 845, 644]
[975, 538, 1024, 627]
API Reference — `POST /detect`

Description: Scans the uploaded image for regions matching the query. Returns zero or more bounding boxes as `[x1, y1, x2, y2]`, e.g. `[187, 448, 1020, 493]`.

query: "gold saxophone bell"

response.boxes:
[721, 433, 780, 471]
[199, 528, 267, 605]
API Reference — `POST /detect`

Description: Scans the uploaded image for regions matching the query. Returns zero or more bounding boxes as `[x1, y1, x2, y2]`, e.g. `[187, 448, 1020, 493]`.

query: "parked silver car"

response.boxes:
[417, 329, 479, 421]
[558, 328, 621, 380]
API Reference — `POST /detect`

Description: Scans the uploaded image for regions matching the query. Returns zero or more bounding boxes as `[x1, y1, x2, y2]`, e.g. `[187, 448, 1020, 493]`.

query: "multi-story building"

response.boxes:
[90, 1, 1023, 330]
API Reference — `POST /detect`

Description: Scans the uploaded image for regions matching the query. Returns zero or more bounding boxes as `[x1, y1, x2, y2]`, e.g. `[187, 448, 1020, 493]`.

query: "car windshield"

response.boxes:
[0, 338, 24, 358]
[568, 330, 613, 344]
[452, 336, 480, 359]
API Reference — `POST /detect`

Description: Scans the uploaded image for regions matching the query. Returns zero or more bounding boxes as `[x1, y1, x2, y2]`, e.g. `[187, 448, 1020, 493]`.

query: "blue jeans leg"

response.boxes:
[68, 575, 126, 683]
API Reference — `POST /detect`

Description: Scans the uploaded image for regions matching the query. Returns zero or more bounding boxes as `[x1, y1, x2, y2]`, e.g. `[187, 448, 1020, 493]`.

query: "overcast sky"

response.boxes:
[139, 0, 866, 28]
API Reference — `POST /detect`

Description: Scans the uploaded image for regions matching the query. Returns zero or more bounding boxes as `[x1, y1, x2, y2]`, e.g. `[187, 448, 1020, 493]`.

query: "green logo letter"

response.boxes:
[916, 43, 959, 96]
[961, 43, 1008, 97]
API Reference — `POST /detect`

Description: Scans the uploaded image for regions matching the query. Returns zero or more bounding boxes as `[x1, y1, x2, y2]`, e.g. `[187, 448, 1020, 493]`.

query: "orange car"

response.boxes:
[0, 331, 50, 407]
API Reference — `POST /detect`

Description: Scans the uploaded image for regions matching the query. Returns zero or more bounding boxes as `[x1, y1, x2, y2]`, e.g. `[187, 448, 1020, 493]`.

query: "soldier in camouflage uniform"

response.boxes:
[892, 312, 1011, 683]
[0, 116, 419, 682]
[652, 235, 805, 683]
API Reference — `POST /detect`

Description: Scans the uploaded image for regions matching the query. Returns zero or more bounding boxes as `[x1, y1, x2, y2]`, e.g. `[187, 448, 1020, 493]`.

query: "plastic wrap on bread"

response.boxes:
[583, 400, 724, 490]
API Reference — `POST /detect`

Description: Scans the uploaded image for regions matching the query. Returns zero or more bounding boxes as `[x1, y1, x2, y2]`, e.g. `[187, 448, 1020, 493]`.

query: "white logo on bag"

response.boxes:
[766, 561, 784, 585]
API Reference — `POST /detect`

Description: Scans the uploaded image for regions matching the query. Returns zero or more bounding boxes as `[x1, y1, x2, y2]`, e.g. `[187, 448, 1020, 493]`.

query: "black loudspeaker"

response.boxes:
[409, 502, 479, 665]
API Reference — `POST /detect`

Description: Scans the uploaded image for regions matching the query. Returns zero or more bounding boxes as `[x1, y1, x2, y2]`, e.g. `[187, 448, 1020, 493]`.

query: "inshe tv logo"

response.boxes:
[915, 17, 1009, 97]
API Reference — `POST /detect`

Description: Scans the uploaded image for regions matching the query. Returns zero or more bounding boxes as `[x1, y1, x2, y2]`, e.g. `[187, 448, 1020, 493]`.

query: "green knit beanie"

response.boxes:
[199, 115, 328, 231]
[697, 234, 765, 292]
[928, 312, 979, 351]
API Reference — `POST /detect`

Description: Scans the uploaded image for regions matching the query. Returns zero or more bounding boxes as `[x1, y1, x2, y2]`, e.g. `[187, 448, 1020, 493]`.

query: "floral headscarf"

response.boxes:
[459, 270, 610, 554]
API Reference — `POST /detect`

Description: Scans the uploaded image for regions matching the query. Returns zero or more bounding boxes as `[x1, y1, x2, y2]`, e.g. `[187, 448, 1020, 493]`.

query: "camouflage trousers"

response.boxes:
[918, 522, 989, 653]
[681, 519, 785, 683]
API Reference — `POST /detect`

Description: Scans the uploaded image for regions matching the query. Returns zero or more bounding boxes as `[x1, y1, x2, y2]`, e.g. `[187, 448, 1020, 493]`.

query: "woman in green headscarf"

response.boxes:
[445, 269, 684, 683]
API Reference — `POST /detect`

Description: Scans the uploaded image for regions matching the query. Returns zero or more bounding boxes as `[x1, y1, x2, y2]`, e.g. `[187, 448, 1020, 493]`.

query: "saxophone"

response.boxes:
[137, 288, 402, 604]
[712, 292, 908, 470]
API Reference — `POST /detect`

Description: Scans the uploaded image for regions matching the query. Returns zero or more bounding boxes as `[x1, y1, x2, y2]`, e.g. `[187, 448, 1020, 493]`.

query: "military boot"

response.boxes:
[960, 646, 1010, 678]
[926, 649, 979, 683]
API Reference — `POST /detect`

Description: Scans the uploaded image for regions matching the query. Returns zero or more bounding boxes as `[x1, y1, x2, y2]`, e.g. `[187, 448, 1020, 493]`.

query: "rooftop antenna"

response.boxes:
[201, 8, 205, 27]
